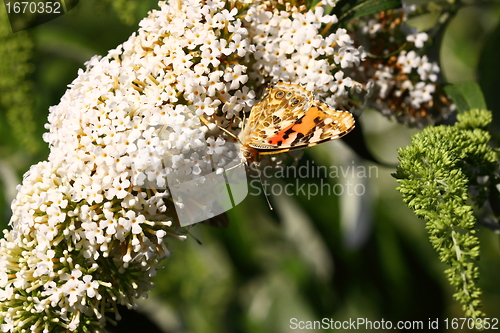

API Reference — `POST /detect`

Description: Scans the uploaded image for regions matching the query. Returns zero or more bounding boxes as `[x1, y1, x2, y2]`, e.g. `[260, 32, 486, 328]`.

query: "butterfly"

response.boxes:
[238, 81, 355, 164]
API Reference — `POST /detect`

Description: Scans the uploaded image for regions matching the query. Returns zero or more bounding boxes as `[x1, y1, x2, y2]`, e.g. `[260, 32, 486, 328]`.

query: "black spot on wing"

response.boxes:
[282, 127, 295, 140]
[291, 132, 305, 145]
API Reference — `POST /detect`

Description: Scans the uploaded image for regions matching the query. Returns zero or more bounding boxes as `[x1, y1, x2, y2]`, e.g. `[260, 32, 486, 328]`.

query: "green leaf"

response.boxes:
[340, 119, 395, 167]
[444, 84, 469, 113]
[444, 82, 487, 113]
[332, 0, 402, 24]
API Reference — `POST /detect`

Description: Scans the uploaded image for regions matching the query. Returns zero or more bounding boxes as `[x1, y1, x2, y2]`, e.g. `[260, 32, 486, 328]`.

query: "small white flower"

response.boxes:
[224, 65, 248, 90]
[82, 275, 101, 299]
[206, 137, 226, 155]
[331, 71, 353, 95]
[417, 56, 440, 82]
[333, 28, 352, 47]
[398, 50, 420, 73]
[34, 249, 56, 277]
[407, 32, 428, 48]
[409, 82, 436, 108]
[207, 71, 225, 96]
[362, 19, 382, 35]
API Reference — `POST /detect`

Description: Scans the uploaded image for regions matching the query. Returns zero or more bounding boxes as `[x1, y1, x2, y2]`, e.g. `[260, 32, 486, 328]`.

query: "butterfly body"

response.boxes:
[239, 82, 355, 164]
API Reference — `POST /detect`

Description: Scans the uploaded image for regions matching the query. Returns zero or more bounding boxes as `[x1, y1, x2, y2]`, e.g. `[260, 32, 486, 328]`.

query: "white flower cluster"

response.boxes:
[370, 50, 440, 110]
[369, 46, 450, 125]
[243, 3, 366, 107]
[0, 0, 256, 331]
[0, 0, 450, 331]
[349, 6, 453, 126]
[397, 50, 440, 108]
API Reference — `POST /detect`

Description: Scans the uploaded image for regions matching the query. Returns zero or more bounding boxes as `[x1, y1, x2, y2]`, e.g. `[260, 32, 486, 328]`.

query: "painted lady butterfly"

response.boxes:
[239, 81, 355, 164]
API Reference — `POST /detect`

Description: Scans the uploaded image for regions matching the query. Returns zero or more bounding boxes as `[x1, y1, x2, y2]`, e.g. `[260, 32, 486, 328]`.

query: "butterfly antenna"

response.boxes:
[200, 115, 241, 143]
[187, 229, 203, 245]
[242, 109, 247, 131]
[259, 171, 273, 210]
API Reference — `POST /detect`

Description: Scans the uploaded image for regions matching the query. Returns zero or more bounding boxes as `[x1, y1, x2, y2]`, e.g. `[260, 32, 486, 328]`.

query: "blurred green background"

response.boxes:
[1, 0, 499, 332]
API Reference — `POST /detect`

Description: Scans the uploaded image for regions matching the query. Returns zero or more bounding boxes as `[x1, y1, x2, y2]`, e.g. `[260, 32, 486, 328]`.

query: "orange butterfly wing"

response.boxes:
[239, 82, 355, 162]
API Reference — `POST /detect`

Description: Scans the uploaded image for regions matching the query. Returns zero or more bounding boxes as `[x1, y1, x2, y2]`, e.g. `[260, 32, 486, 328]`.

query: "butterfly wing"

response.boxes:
[263, 100, 355, 150]
[240, 82, 313, 148]
[243, 82, 355, 154]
